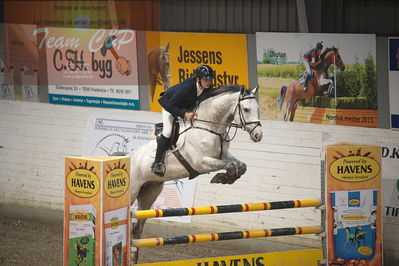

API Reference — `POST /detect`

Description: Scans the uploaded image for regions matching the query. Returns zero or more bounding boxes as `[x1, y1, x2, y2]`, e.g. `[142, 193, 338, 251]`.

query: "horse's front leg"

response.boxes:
[201, 154, 246, 185]
[201, 156, 230, 172]
[284, 102, 291, 121]
[319, 75, 334, 96]
[223, 151, 247, 176]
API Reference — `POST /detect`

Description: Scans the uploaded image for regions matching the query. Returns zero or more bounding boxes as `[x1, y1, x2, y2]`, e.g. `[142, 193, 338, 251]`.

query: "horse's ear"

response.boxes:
[240, 85, 246, 96]
[251, 85, 259, 95]
[165, 42, 170, 52]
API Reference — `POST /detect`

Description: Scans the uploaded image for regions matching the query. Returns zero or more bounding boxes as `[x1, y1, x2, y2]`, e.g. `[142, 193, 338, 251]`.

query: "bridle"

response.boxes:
[190, 91, 261, 134]
[231, 93, 262, 135]
[159, 51, 171, 88]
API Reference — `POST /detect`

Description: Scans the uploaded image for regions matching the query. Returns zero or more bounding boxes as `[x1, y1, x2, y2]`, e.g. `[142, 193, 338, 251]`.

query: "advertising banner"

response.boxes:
[4, 1, 159, 31]
[325, 144, 382, 265]
[138, 250, 323, 266]
[146, 31, 249, 112]
[83, 115, 197, 223]
[0, 71, 14, 100]
[256, 33, 377, 127]
[381, 144, 399, 262]
[1, 24, 40, 101]
[21, 71, 39, 102]
[5, 24, 38, 73]
[388, 37, 399, 129]
[43, 27, 139, 109]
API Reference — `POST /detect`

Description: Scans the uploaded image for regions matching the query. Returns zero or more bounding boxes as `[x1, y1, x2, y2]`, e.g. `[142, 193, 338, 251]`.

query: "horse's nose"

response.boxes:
[253, 132, 263, 142]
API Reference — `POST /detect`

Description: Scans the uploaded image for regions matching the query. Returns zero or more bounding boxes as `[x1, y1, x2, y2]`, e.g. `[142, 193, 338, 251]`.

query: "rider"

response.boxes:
[302, 41, 324, 91]
[151, 65, 215, 177]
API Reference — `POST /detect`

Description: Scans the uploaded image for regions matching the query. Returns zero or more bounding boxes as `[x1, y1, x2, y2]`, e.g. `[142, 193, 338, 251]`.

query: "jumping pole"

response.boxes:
[133, 225, 323, 248]
[132, 199, 321, 219]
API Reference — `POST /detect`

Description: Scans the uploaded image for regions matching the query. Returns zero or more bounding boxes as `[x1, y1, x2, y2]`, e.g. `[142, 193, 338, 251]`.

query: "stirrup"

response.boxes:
[152, 162, 166, 177]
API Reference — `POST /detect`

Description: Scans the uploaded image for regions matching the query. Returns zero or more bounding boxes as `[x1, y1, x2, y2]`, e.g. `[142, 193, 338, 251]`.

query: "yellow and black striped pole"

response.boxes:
[133, 226, 323, 248]
[133, 199, 321, 219]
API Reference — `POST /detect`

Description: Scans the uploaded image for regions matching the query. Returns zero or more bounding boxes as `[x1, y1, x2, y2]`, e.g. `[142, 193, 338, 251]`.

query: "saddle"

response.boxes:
[154, 118, 180, 148]
[299, 71, 313, 85]
[154, 118, 200, 179]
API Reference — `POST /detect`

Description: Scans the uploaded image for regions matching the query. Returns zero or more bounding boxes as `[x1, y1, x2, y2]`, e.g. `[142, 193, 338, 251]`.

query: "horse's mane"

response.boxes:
[197, 84, 242, 104]
[320, 47, 338, 60]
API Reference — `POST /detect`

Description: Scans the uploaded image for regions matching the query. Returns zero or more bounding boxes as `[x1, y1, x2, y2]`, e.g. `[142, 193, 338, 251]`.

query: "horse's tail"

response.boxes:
[277, 85, 287, 110]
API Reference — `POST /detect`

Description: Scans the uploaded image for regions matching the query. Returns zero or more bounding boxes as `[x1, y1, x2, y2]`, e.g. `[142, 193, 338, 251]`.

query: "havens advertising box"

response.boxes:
[146, 31, 249, 112]
[64, 156, 131, 266]
[325, 144, 382, 266]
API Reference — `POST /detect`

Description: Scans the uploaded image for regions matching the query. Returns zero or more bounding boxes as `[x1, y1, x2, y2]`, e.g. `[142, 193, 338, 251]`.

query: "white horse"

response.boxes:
[130, 84, 263, 263]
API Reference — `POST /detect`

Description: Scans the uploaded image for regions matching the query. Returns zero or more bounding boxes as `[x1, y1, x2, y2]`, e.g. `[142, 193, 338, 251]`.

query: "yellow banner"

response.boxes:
[138, 249, 323, 266]
[146, 31, 249, 111]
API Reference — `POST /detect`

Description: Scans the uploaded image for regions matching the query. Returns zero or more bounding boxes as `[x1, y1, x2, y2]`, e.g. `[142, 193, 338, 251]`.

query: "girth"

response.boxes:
[171, 149, 200, 180]
[155, 118, 201, 179]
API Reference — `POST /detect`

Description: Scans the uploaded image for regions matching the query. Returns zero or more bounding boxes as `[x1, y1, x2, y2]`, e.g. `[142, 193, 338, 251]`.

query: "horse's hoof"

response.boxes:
[227, 176, 240, 184]
[210, 173, 240, 184]
[210, 173, 228, 184]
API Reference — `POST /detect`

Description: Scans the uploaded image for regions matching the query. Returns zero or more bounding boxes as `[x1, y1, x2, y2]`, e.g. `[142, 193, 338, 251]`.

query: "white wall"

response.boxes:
[0, 100, 159, 209]
[1, 100, 398, 261]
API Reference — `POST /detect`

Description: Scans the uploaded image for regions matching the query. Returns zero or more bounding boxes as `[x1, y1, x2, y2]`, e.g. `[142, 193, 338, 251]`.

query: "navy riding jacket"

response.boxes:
[158, 77, 204, 118]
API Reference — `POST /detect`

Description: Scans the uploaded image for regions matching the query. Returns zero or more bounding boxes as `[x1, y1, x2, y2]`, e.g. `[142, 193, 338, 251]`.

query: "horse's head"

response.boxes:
[233, 85, 263, 142]
[160, 43, 171, 89]
[325, 47, 345, 71]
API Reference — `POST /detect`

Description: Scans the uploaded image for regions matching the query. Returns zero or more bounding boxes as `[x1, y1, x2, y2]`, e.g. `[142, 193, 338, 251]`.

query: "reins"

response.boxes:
[177, 92, 261, 159]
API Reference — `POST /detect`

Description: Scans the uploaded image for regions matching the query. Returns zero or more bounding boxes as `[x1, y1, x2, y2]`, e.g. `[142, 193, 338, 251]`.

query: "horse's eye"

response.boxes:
[243, 108, 250, 112]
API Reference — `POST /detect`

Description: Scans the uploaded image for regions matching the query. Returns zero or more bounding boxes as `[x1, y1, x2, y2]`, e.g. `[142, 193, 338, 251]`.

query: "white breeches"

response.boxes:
[161, 108, 174, 138]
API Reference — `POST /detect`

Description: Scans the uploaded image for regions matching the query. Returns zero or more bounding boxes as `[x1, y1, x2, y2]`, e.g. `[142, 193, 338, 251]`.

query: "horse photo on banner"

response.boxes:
[256, 33, 377, 127]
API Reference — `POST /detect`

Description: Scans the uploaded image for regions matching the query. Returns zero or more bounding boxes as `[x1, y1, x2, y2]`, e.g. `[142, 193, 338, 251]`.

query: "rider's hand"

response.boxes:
[184, 112, 198, 120]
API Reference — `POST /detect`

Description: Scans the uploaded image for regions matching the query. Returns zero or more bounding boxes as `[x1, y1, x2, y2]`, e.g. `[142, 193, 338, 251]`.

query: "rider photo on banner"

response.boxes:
[256, 33, 377, 127]
[44, 27, 140, 109]
[146, 31, 249, 112]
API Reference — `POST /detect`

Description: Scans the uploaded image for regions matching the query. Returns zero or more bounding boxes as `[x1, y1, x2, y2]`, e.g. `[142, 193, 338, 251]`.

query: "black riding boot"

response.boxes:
[152, 134, 170, 177]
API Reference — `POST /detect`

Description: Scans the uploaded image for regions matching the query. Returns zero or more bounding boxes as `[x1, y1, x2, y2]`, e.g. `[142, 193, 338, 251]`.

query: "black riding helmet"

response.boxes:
[316, 42, 323, 50]
[195, 65, 215, 80]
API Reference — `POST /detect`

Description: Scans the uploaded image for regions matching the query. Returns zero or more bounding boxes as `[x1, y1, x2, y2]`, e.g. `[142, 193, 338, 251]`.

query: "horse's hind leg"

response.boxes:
[290, 103, 298, 122]
[284, 103, 291, 121]
[132, 181, 164, 264]
[134, 181, 165, 237]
